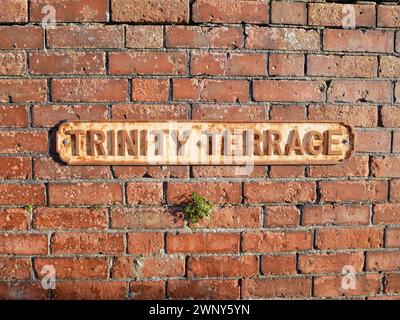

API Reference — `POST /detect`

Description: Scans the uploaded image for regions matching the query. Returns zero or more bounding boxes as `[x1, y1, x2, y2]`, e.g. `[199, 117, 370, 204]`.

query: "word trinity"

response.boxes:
[56, 121, 354, 165]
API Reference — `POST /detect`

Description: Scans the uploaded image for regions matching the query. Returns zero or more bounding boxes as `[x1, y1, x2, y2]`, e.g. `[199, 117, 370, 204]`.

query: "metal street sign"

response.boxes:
[56, 121, 354, 166]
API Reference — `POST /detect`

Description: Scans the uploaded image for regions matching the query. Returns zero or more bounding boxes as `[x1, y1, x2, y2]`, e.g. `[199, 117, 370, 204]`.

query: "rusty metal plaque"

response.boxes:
[56, 121, 354, 165]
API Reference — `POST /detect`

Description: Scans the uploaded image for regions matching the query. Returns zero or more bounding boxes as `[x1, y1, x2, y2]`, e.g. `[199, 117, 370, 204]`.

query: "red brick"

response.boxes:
[112, 0, 189, 23]
[0, 283, 48, 300]
[320, 181, 388, 202]
[0, 52, 26, 76]
[397, 82, 400, 101]
[0, 157, 31, 179]
[193, 206, 261, 229]
[168, 279, 240, 300]
[34, 157, 110, 179]
[302, 204, 371, 226]
[381, 105, 400, 127]
[167, 232, 240, 253]
[30, 0, 108, 22]
[0, 258, 31, 280]
[246, 26, 320, 50]
[192, 165, 267, 178]
[316, 228, 383, 249]
[270, 105, 306, 121]
[54, 281, 127, 300]
[127, 232, 164, 255]
[314, 274, 381, 297]
[0, 79, 47, 103]
[48, 183, 123, 205]
[34, 257, 108, 279]
[0, 208, 29, 230]
[373, 203, 400, 225]
[32, 105, 108, 127]
[244, 181, 316, 203]
[173, 79, 249, 102]
[52, 79, 127, 102]
[166, 26, 243, 49]
[367, 252, 400, 271]
[269, 54, 304, 76]
[47, 25, 123, 48]
[372, 156, 400, 178]
[378, 5, 400, 27]
[0, 131, 47, 154]
[132, 79, 169, 102]
[380, 56, 400, 78]
[127, 182, 163, 205]
[328, 80, 392, 103]
[269, 166, 305, 178]
[308, 55, 377, 78]
[129, 281, 165, 300]
[242, 278, 311, 298]
[242, 231, 312, 253]
[33, 208, 107, 230]
[299, 252, 365, 274]
[112, 104, 188, 121]
[309, 155, 369, 178]
[265, 206, 299, 228]
[392, 180, 400, 202]
[192, 104, 267, 121]
[271, 1, 306, 25]
[110, 52, 185, 75]
[193, 0, 268, 23]
[261, 255, 297, 275]
[308, 104, 378, 128]
[112, 256, 184, 278]
[385, 274, 400, 294]
[0, 184, 45, 205]
[0, 26, 43, 49]
[324, 29, 394, 53]
[394, 132, 400, 153]
[51, 232, 124, 254]
[0, 0, 27, 22]
[309, 3, 376, 27]
[0, 234, 47, 254]
[111, 207, 184, 229]
[0, 106, 29, 127]
[187, 255, 258, 277]
[30, 51, 105, 75]
[168, 182, 241, 205]
[354, 130, 391, 153]
[126, 26, 163, 49]
[253, 80, 324, 102]
[113, 165, 189, 179]
[387, 228, 400, 248]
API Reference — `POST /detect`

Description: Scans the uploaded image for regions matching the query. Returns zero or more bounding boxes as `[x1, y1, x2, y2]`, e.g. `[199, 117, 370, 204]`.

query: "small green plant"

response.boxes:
[24, 204, 34, 212]
[183, 192, 213, 226]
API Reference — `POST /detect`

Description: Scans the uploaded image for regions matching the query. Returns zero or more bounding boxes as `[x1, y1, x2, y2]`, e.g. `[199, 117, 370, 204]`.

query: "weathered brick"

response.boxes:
[192, 105, 267, 121]
[0, 26, 43, 49]
[242, 278, 311, 298]
[166, 26, 243, 49]
[302, 204, 371, 226]
[167, 232, 240, 253]
[0, 208, 29, 231]
[0, 106, 29, 127]
[324, 29, 394, 53]
[387, 228, 400, 248]
[113, 165, 189, 179]
[253, 80, 324, 102]
[381, 105, 400, 127]
[129, 281, 165, 300]
[242, 231, 312, 253]
[112, 104, 188, 121]
[0, 80, 47, 103]
[265, 206, 299, 228]
[33, 208, 108, 230]
[127, 182, 163, 205]
[392, 180, 400, 202]
[380, 56, 400, 78]
[299, 252, 365, 274]
[394, 132, 400, 153]
[378, 5, 400, 27]
[168, 182, 241, 205]
[308, 55, 377, 78]
[367, 252, 400, 271]
[54, 282, 127, 300]
[385, 274, 400, 294]
[48, 183, 123, 205]
[0, 157, 31, 179]
[0, 258, 31, 280]
[0, 184, 45, 205]
[269, 166, 305, 178]
[315, 228, 383, 249]
[52, 79, 127, 102]
[327, 81, 392, 103]
[0, 234, 47, 255]
[30, 0, 108, 22]
[372, 156, 400, 178]
[269, 105, 306, 121]
[0, 0, 27, 22]
[0, 283, 47, 300]
[246, 26, 320, 50]
[373, 203, 400, 225]
[0, 52, 26, 76]
[244, 181, 316, 203]
[261, 255, 297, 275]
[127, 232, 164, 255]
[271, 1, 306, 25]
[51, 232, 124, 254]
[354, 130, 391, 153]
[193, 0, 268, 23]
[126, 26, 163, 49]
[112, 0, 189, 23]
[269, 54, 304, 76]
[132, 79, 169, 102]
[309, 156, 369, 178]
[0, 131, 47, 154]
[320, 181, 388, 202]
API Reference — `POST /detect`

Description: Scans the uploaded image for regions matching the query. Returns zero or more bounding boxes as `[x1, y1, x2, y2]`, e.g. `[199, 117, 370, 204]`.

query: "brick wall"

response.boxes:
[0, 0, 399, 300]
